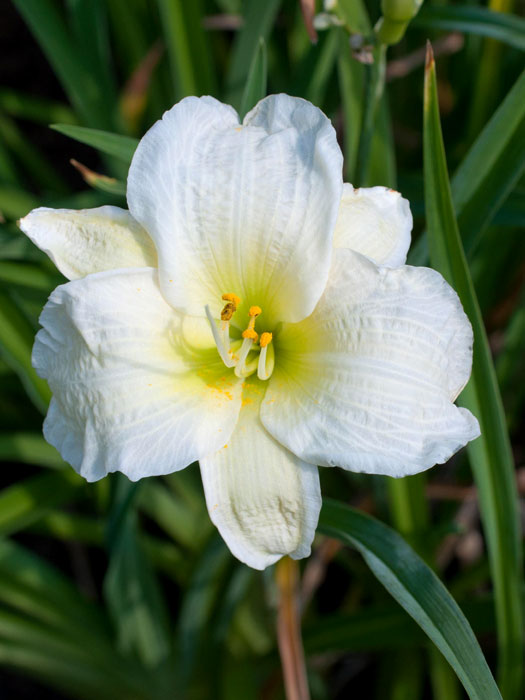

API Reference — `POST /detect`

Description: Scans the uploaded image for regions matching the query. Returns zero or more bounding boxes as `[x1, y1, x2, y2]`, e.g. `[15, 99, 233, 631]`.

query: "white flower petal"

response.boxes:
[127, 94, 343, 326]
[200, 380, 321, 569]
[333, 185, 412, 267]
[33, 268, 242, 482]
[19, 206, 156, 280]
[261, 249, 480, 478]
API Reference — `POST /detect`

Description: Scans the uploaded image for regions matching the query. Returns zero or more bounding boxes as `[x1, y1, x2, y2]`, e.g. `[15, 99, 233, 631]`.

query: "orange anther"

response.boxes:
[260, 332, 273, 348]
[222, 293, 241, 306]
[248, 305, 262, 317]
[221, 303, 236, 321]
[242, 328, 258, 341]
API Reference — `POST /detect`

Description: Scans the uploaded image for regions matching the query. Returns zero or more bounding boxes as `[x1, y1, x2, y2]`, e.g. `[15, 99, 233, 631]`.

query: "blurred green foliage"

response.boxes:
[0, 0, 524, 698]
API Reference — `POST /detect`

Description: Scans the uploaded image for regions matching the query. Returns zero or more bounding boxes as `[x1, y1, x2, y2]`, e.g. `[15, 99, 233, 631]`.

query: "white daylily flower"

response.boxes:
[20, 95, 480, 570]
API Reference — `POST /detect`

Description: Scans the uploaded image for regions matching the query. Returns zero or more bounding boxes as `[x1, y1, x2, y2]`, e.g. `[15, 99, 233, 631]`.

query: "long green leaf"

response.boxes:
[409, 67, 525, 266]
[0, 539, 107, 638]
[157, 0, 215, 100]
[0, 432, 64, 469]
[51, 124, 138, 164]
[175, 534, 232, 693]
[336, 28, 364, 181]
[0, 88, 77, 125]
[0, 262, 62, 291]
[0, 114, 68, 193]
[0, 471, 82, 537]
[413, 6, 525, 50]
[12, 0, 116, 128]
[225, 0, 282, 110]
[454, 69, 525, 256]
[0, 289, 51, 412]
[319, 500, 501, 700]
[138, 480, 210, 551]
[65, 0, 118, 121]
[423, 45, 523, 700]
[104, 476, 171, 668]
[239, 39, 267, 121]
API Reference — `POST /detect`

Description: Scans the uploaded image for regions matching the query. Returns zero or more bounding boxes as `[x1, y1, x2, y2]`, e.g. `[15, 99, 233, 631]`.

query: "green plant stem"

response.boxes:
[276, 557, 310, 700]
[355, 44, 387, 186]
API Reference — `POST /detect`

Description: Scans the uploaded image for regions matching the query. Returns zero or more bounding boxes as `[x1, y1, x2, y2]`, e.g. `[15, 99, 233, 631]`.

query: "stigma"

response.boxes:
[205, 295, 275, 380]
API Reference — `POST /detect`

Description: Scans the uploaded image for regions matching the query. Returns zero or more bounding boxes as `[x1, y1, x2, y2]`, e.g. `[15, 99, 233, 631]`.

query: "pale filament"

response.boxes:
[257, 333, 274, 380]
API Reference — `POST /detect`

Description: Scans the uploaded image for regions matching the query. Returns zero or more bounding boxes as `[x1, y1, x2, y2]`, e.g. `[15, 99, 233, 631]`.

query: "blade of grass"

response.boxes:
[319, 499, 501, 700]
[156, 0, 215, 100]
[0, 432, 65, 469]
[225, 0, 282, 110]
[12, 0, 116, 129]
[0, 262, 62, 291]
[239, 39, 267, 120]
[51, 124, 138, 164]
[409, 67, 525, 266]
[466, 0, 516, 141]
[0, 188, 38, 220]
[424, 43, 523, 700]
[0, 88, 77, 125]
[291, 28, 339, 107]
[65, 0, 119, 126]
[0, 289, 51, 412]
[0, 539, 107, 637]
[355, 44, 387, 186]
[413, 5, 525, 50]
[137, 480, 211, 551]
[0, 470, 82, 537]
[336, 28, 364, 181]
[0, 610, 154, 700]
[175, 534, 232, 693]
[104, 476, 171, 668]
[303, 595, 500, 654]
[69, 159, 127, 197]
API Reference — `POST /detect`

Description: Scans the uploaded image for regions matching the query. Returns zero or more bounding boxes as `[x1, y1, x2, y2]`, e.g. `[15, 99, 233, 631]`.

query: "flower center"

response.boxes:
[204, 294, 275, 380]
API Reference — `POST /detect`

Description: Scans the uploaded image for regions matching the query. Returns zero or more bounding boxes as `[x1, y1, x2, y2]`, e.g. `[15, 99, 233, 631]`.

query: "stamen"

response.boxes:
[221, 303, 236, 321]
[222, 293, 241, 306]
[234, 336, 255, 378]
[257, 333, 274, 380]
[204, 305, 236, 368]
[220, 293, 241, 321]
[242, 328, 258, 341]
[260, 332, 272, 348]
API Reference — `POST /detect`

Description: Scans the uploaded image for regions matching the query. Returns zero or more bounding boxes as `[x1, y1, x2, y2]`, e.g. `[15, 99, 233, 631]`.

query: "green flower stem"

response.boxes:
[376, 0, 424, 45]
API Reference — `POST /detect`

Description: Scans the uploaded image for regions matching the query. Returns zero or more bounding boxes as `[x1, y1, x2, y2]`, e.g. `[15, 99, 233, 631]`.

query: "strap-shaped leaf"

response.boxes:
[239, 38, 268, 121]
[0, 289, 51, 413]
[51, 124, 138, 164]
[409, 67, 525, 266]
[413, 6, 525, 50]
[319, 499, 501, 700]
[424, 44, 523, 700]
[225, 0, 282, 110]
